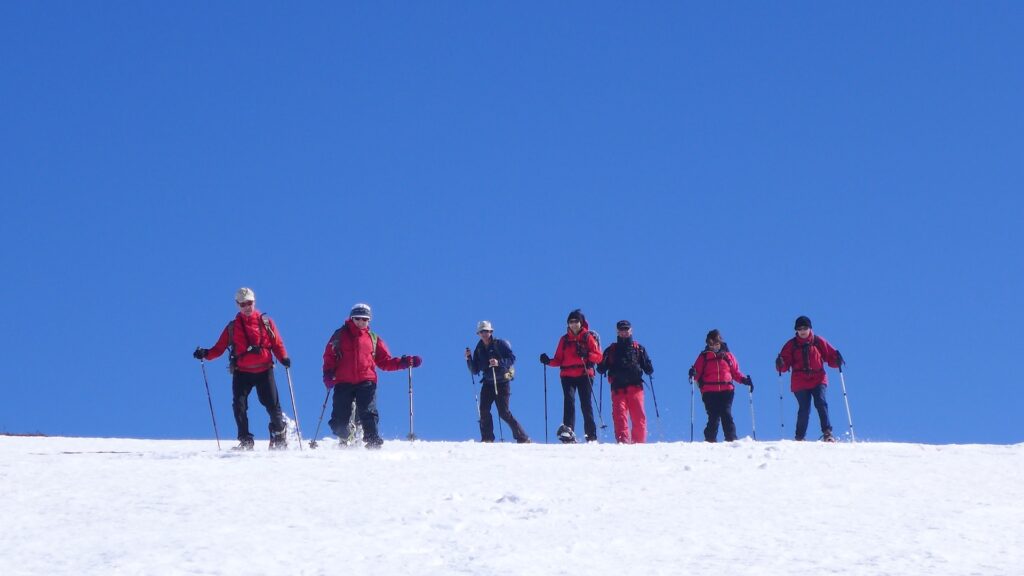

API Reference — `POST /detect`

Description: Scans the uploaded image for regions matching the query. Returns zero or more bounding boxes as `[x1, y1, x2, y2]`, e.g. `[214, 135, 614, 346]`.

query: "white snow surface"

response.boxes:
[2, 436, 1022, 576]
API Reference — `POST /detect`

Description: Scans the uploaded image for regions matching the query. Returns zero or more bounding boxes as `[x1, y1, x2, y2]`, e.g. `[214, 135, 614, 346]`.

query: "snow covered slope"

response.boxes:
[1, 436, 1021, 576]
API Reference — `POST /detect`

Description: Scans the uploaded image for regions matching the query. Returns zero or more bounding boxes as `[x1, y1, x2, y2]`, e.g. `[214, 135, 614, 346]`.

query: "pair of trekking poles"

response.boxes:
[198, 361, 420, 450]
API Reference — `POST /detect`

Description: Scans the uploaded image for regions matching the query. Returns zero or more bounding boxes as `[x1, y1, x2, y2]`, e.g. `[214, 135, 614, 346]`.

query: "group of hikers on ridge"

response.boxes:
[194, 288, 845, 449]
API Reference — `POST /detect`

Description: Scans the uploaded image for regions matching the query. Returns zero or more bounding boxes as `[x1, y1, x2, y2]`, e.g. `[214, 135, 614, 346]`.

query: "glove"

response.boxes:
[539, 353, 551, 365]
[323, 373, 335, 389]
[280, 357, 291, 368]
[742, 375, 754, 391]
[835, 350, 845, 366]
[775, 356, 786, 372]
[688, 367, 696, 378]
[399, 355, 411, 369]
[410, 355, 423, 368]
[595, 364, 606, 375]
[193, 347, 208, 360]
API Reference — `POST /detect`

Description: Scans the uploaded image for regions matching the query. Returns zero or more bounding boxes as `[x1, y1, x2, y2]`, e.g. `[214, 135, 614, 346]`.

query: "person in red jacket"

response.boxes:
[689, 329, 752, 442]
[193, 287, 291, 450]
[321, 303, 421, 449]
[540, 309, 603, 443]
[596, 320, 653, 444]
[776, 316, 844, 442]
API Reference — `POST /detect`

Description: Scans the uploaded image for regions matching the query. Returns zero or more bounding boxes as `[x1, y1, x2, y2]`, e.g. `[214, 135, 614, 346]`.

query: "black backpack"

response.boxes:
[613, 340, 644, 381]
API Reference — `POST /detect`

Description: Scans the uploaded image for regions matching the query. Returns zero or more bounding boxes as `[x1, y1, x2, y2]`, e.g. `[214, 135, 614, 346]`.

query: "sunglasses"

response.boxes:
[478, 330, 493, 334]
[796, 326, 810, 331]
[352, 317, 370, 322]
[238, 301, 254, 308]
[568, 319, 581, 324]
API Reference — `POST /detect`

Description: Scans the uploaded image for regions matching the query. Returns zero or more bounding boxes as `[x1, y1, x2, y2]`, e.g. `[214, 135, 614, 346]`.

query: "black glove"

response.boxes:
[835, 350, 845, 366]
[688, 367, 696, 378]
[539, 353, 550, 365]
[775, 356, 786, 372]
[280, 357, 291, 368]
[742, 375, 753, 391]
[193, 347, 208, 360]
[595, 364, 606, 375]
[246, 345, 262, 354]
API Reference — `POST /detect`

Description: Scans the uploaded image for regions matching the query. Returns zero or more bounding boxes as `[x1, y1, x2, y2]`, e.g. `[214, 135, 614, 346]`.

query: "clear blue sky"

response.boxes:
[3, 2, 1021, 445]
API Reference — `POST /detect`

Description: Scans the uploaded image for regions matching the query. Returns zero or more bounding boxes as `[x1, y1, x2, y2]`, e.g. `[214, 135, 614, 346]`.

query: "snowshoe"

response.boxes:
[557, 425, 576, 444]
[269, 435, 288, 450]
[232, 438, 255, 451]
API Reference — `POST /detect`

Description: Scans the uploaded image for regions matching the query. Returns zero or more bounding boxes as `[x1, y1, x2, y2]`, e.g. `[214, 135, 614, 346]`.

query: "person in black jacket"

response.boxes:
[596, 320, 653, 443]
[465, 320, 530, 443]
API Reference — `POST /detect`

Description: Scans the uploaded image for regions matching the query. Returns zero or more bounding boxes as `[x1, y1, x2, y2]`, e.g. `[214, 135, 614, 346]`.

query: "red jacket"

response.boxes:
[205, 310, 287, 374]
[692, 346, 746, 393]
[322, 319, 403, 387]
[776, 331, 840, 392]
[548, 321, 602, 378]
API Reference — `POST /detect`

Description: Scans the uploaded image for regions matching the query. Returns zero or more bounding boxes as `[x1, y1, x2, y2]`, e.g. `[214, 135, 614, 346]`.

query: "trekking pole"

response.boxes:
[748, 385, 757, 441]
[466, 349, 481, 423]
[199, 359, 221, 450]
[838, 365, 856, 442]
[688, 376, 696, 443]
[284, 366, 303, 450]
[407, 365, 416, 441]
[585, 371, 607, 431]
[491, 365, 505, 442]
[645, 374, 663, 441]
[308, 388, 331, 449]
[543, 364, 549, 444]
[778, 371, 786, 439]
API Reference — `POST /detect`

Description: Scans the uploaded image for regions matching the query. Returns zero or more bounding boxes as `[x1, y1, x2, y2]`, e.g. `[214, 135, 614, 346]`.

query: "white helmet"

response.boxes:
[349, 303, 372, 319]
[235, 287, 256, 303]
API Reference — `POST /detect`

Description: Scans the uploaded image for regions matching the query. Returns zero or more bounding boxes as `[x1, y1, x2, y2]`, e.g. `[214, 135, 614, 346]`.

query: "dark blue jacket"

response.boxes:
[470, 337, 516, 385]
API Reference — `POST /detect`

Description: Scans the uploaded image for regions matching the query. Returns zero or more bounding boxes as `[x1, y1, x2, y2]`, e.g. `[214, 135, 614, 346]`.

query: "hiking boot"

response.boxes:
[516, 438, 532, 444]
[557, 424, 576, 444]
[232, 438, 255, 451]
[822, 429, 836, 443]
[364, 436, 383, 450]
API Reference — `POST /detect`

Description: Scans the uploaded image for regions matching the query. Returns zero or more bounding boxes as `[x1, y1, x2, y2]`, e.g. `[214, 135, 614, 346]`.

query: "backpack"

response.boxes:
[476, 338, 515, 382]
[226, 314, 276, 374]
[613, 340, 644, 381]
[788, 335, 827, 373]
[561, 329, 601, 368]
[329, 326, 379, 362]
[695, 343, 735, 384]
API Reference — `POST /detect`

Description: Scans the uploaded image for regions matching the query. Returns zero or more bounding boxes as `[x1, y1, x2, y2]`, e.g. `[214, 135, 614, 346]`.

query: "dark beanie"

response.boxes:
[794, 315, 812, 330]
[616, 319, 631, 330]
[567, 309, 585, 323]
[706, 329, 721, 344]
